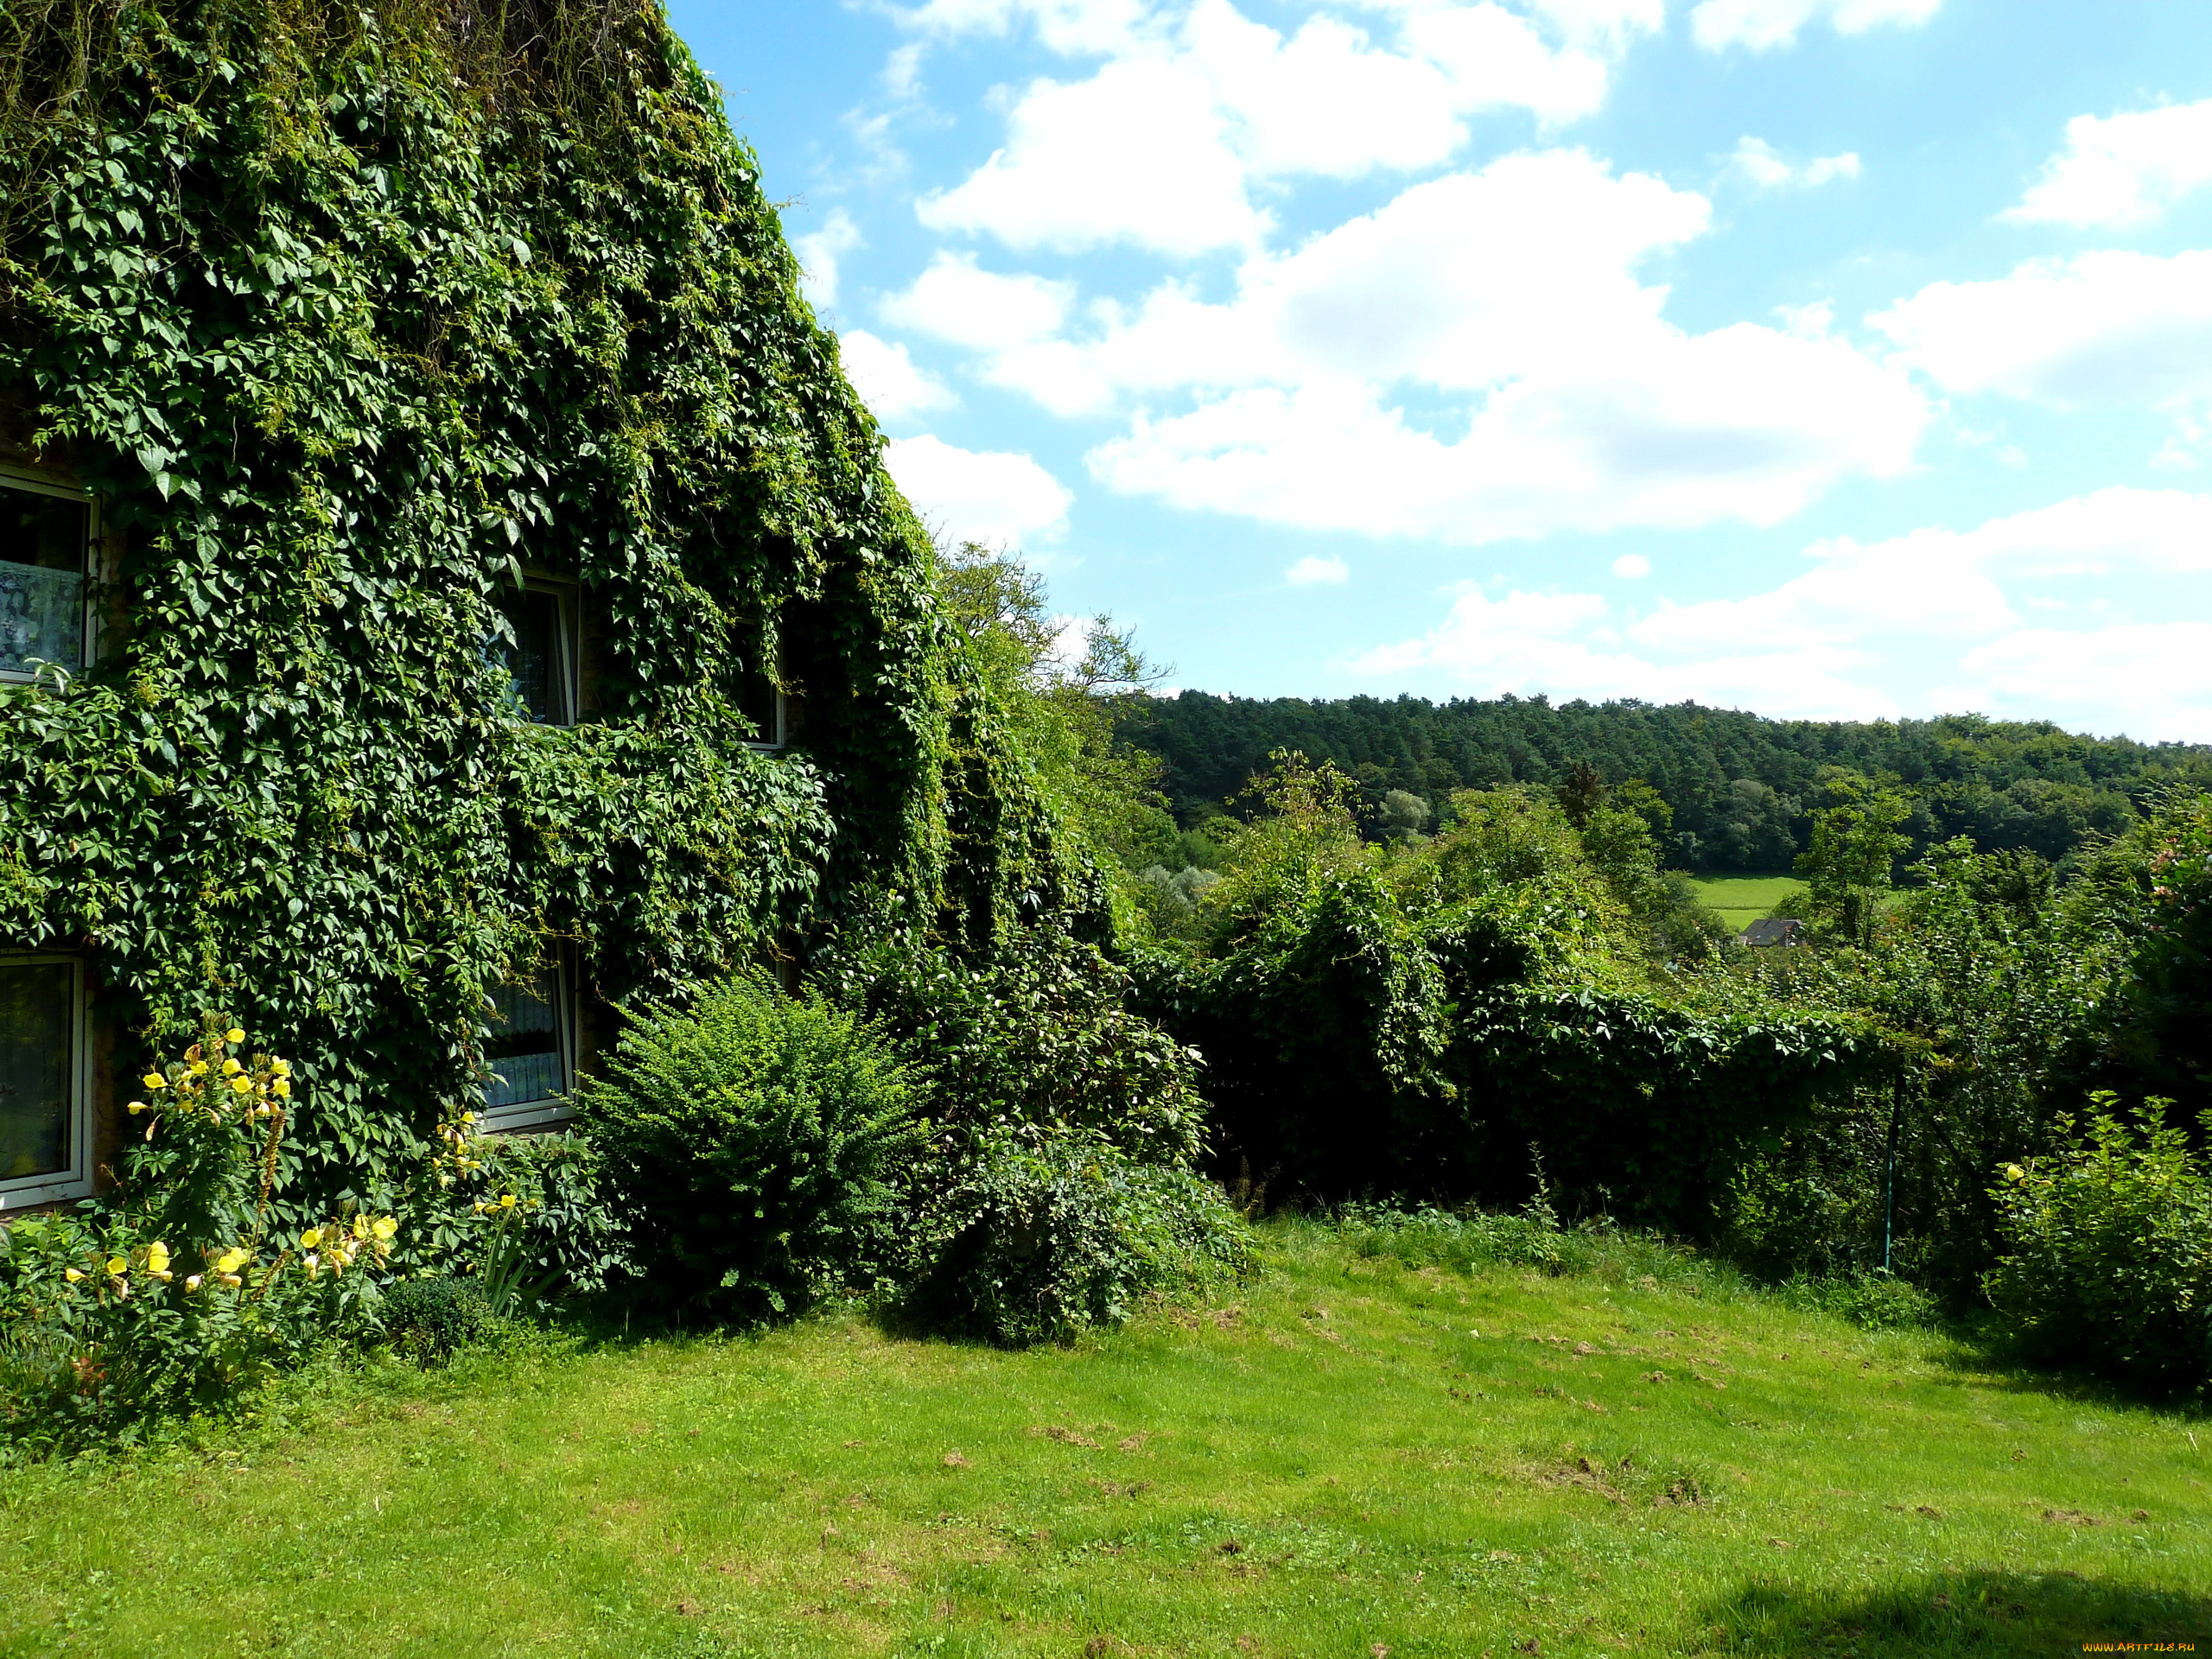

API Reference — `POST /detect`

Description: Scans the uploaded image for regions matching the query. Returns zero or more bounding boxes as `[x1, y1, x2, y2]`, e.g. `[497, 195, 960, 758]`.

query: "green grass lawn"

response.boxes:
[3, 1225, 2206, 1658]
[1687, 873, 1806, 935]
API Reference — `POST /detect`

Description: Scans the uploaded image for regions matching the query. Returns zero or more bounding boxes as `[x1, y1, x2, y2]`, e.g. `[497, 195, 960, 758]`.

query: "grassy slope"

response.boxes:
[3, 1227, 2206, 1659]
[1688, 874, 1806, 934]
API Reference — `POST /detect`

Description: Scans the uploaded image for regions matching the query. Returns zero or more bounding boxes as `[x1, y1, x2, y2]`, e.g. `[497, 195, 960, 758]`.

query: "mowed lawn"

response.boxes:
[3, 1226, 2206, 1659]
[1687, 873, 1806, 935]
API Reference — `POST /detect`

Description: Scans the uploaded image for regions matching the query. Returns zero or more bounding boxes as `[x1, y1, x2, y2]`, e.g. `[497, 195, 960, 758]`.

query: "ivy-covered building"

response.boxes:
[0, 0, 1069, 1212]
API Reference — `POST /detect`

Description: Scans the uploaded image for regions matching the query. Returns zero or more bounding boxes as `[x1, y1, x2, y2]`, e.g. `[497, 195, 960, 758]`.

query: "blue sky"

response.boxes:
[667, 0, 2212, 741]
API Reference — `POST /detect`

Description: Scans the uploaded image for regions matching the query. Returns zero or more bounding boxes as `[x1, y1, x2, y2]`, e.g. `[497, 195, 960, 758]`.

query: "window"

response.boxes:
[0, 956, 91, 1209]
[0, 473, 92, 681]
[481, 962, 573, 1131]
[492, 583, 576, 726]
[739, 658, 783, 749]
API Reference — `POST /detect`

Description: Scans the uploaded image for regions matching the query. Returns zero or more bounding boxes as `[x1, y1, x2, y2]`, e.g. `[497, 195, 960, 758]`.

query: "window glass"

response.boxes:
[0, 961, 75, 1182]
[493, 588, 566, 724]
[0, 485, 88, 676]
[485, 970, 565, 1110]
[739, 659, 779, 747]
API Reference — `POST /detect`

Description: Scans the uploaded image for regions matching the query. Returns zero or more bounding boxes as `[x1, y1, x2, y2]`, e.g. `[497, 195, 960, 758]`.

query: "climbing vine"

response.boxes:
[0, 0, 1079, 1206]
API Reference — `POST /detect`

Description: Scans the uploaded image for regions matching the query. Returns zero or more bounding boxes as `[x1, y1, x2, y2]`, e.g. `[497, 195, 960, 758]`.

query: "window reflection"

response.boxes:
[0, 485, 88, 677]
[0, 960, 75, 1183]
[485, 969, 566, 1111]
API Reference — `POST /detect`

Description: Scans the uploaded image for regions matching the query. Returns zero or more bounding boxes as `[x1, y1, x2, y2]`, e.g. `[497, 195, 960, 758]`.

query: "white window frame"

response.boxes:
[498, 578, 579, 728]
[480, 954, 576, 1134]
[0, 465, 98, 685]
[742, 687, 785, 752]
[0, 954, 94, 1210]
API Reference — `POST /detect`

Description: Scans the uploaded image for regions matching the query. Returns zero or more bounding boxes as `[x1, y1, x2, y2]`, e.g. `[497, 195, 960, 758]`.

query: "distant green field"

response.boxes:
[1686, 872, 1804, 933]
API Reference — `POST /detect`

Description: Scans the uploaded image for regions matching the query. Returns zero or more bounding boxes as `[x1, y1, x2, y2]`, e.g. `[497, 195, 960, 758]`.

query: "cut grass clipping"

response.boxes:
[3, 1222, 2206, 1657]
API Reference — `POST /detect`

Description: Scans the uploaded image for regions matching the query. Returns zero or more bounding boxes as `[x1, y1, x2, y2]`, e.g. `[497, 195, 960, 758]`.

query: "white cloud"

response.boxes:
[1040, 151, 1923, 539]
[794, 210, 864, 311]
[1691, 0, 1942, 53]
[880, 251, 1073, 349]
[1874, 249, 2212, 408]
[1286, 554, 1351, 584]
[1351, 489, 2212, 737]
[1730, 137, 1862, 189]
[838, 330, 957, 420]
[2003, 99, 2212, 230]
[1958, 624, 2212, 741]
[912, 2, 1630, 257]
[882, 435, 1074, 547]
[1611, 553, 1650, 577]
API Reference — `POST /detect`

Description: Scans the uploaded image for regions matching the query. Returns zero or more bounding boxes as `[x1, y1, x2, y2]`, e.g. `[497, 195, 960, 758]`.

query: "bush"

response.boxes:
[1986, 1095, 2212, 1394]
[377, 1278, 499, 1367]
[1333, 1198, 1575, 1275]
[825, 929, 1208, 1167]
[896, 1134, 1251, 1345]
[571, 972, 918, 1321]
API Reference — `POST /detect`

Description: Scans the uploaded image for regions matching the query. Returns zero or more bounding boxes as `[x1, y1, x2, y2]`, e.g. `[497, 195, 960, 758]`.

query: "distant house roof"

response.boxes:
[1738, 918, 1808, 947]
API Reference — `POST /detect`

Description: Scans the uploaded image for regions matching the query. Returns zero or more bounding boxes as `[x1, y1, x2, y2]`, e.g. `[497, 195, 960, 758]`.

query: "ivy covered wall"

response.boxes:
[0, 0, 1077, 1205]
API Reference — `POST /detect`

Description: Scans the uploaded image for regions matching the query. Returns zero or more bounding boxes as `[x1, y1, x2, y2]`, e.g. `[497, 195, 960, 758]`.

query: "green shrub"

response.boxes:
[571, 973, 918, 1321]
[896, 1134, 1251, 1345]
[1774, 1272, 1939, 1332]
[376, 1278, 499, 1368]
[1333, 1199, 1577, 1274]
[1986, 1095, 2212, 1393]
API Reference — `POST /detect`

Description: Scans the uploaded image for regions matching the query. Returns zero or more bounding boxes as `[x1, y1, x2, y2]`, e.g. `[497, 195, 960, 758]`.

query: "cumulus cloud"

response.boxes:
[880, 252, 1074, 349]
[1352, 488, 2212, 736]
[1730, 137, 1863, 189]
[838, 331, 957, 420]
[883, 435, 1074, 547]
[794, 210, 864, 311]
[912, 1, 1631, 256]
[1691, 0, 1942, 53]
[1286, 554, 1351, 584]
[1874, 249, 2212, 408]
[2003, 99, 2212, 230]
[1008, 151, 1927, 540]
[1611, 553, 1650, 577]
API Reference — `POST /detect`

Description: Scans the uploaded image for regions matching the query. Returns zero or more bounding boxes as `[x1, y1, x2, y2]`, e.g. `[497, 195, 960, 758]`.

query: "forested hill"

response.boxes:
[1115, 692, 2212, 871]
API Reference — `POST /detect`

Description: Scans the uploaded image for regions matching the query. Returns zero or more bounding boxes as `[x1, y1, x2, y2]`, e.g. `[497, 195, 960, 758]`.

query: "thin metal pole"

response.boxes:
[1883, 1081, 1901, 1275]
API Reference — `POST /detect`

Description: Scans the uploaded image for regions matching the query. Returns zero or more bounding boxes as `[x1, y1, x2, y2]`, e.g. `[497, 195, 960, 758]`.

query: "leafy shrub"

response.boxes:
[377, 1278, 498, 1367]
[1773, 1272, 1939, 1332]
[0, 1020, 398, 1451]
[1986, 1095, 2212, 1393]
[390, 1120, 630, 1316]
[896, 1134, 1251, 1345]
[571, 973, 918, 1320]
[825, 929, 1207, 1167]
[1334, 1199, 1574, 1274]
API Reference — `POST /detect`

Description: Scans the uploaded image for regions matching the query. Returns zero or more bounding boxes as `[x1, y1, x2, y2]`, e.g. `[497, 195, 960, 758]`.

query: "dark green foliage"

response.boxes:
[0, 0, 1072, 1217]
[377, 1275, 495, 1366]
[1117, 693, 2202, 870]
[826, 929, 1208, 1171]
[1986, 1096, 2212, 1395]
[387, 1128, 630, 1310]
[570, 973, 918, 1320]
[893, 1133, 1249, 1345]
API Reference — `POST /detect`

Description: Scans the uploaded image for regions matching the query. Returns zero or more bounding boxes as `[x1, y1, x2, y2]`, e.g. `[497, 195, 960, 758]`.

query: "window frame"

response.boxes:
[741, 686, 785, 752]
[496, 577, 580, 729]
[0, 464, 98, 685]
[0, 953, 93, 1211]
[479, 953, 576, 1134]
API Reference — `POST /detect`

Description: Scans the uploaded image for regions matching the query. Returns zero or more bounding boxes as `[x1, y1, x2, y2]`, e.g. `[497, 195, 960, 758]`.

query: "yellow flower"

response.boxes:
[185, 1274, 202, 1291]
[230, 1074, 253, 1095]
[499, 1192, 517, 1209]
[218, 1273, 243, 1289]
[147, 1243, 171, 1274]
[460, 1111, 475, 1125]
[215, 1248, 249, 1274]
[188, 1060, 208, 1076]
[105, 1256, 127, 1277]
[127, 1100, 148, 1115]
[2003, 1163, 2025, 1183]
[351, 1214, 369, 1240]
[302, 1254, 320, 1278]
[225, 1027, 245, 1046]
[372, 1216, 397, 1241]
[272, 1077, 290, 1098]
[221, 1058, 242, 1076]
[64, 1268, 84, 1282]
[143, 1072, 166, 1090]
[299, 1228, 321, 1249]
[271, 1058, 290, 1078]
